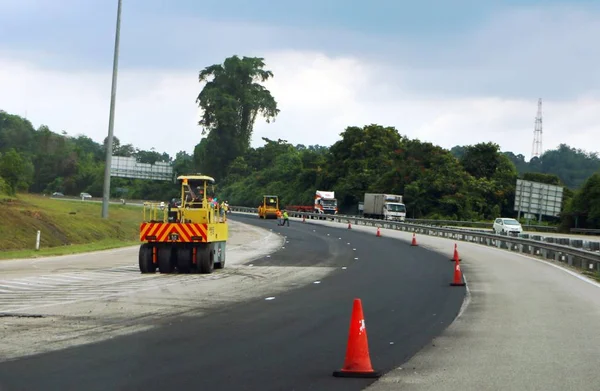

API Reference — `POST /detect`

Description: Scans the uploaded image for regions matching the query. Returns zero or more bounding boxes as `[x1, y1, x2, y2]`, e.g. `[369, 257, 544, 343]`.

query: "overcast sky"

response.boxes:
[0, 0, 598, 160]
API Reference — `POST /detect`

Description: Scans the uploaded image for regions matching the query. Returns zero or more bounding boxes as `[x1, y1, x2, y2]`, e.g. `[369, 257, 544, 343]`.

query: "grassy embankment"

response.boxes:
[0, 194, 143, 260]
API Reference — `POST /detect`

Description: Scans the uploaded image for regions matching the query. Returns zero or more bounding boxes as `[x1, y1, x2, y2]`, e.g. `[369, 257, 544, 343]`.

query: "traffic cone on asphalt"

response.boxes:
[411, 233, 418, 246]
[376, 227, 381, 237]
[333, 299, 381, 378]
[450, 259, 466, 287]
[450, 243, 461, 262]
[348, 221, 352, 229]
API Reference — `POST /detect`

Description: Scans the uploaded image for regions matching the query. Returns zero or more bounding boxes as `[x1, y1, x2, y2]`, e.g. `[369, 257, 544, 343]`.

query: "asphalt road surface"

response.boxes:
[0, 214, 465, 391]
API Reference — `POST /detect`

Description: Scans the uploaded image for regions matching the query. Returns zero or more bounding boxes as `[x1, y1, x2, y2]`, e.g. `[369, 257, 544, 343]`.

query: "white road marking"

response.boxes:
[456, 274, 471, 319]
[265, 297, 276, 301]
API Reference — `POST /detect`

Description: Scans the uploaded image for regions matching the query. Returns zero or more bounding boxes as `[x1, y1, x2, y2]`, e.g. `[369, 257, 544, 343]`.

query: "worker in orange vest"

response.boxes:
[276, 209, 282, 225]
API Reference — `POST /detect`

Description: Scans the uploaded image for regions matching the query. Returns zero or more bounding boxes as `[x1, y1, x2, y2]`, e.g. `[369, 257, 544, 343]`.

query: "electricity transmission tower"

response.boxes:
[531, 98, 543, 159]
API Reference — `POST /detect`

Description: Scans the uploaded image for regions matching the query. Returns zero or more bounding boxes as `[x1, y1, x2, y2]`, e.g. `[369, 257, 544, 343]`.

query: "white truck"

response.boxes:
[314, 190, 338, 215]
[363, 193, 406, 221]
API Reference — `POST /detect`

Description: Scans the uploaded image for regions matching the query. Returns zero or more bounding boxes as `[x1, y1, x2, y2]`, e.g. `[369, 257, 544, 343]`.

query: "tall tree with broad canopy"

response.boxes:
[195, 55, 280, 180]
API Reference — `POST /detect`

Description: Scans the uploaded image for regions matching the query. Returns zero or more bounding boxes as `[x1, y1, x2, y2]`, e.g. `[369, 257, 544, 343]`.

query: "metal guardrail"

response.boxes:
[49, 195, 148, 205]
[228, 206, 557, 232]
[570, 228, 600, 235]
[229, 207, 600, 273]
[403, 218, 558, 233]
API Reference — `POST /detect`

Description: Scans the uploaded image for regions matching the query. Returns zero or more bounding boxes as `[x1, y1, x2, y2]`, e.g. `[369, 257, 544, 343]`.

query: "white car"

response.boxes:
[493, 218, 523, 235]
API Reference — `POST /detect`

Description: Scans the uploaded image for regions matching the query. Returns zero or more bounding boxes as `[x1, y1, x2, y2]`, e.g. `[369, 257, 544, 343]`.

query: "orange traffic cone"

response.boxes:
[376, 227, 381, 237]
[411, 233, 418, 246]
[450, 243, 461, 262]
[450, 259, 466, 286]
[348, 221, 352, 229]
[333, 299, 381, 378]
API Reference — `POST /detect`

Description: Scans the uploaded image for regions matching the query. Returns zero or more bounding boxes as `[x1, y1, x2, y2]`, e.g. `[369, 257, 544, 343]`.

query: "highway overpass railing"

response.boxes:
[229, 206, 600, 275]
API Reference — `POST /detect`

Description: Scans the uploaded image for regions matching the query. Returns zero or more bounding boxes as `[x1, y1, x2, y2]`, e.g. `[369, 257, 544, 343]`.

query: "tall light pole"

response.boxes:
[102, 0, 123, 219]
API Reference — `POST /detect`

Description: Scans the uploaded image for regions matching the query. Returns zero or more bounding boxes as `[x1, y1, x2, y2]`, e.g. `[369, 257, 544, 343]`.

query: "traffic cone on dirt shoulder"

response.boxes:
[411, 233, 418, 246]
[376, 227, 381, 237]
[450, 243, 461, 262]
[450, 259, 466, 287]
[333, 299, 381, 378]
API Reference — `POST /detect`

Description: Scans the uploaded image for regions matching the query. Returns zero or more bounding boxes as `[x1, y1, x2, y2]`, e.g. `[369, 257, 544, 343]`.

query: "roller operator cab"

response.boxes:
[258, 195, 279, 219]
[138, 174, 228, 274]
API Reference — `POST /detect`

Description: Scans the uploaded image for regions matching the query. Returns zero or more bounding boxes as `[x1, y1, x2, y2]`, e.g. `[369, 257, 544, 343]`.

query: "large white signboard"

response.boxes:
[110, 156, 173, 181]
[513, 179, 563, 220]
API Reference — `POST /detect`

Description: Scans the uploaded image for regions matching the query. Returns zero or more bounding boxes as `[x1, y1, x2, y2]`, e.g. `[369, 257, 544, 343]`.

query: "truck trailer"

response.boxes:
[363, 193, 406, 221]
[287, 190, 338, 215]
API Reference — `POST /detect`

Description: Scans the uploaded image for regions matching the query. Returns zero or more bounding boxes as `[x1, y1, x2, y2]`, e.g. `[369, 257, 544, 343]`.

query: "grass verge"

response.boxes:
[582, 270, 600, 283]
[0, 194, 143, 260]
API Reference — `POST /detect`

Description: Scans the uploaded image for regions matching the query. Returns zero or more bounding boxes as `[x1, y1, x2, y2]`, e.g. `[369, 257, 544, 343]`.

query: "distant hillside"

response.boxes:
[450, 145, 600, 189]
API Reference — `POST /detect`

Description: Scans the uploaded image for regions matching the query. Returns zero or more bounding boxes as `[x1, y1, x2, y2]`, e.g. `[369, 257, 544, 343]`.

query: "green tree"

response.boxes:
[172, 151, 195, 177]
[449, 145, 467, 159]
[460, 142, 503, 179]
[503, 151, 529, 173]
[563, 173, 600, 229]
[536, 144, 600, 188]
[195, 55, 279, 180]
[0, 176, 9, 195]
[0, 111, 36, 153]
[0, 149, 34, 194]
[522, 172, 562, 186]
[323, 124, 404, 210]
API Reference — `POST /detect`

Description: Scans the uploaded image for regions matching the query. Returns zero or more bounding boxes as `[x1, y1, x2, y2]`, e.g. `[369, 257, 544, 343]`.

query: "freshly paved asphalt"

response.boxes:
[0, 214, 465, 391]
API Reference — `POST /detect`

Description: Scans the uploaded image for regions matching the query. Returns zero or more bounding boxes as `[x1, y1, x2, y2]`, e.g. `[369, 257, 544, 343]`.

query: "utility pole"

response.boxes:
[102, 0, 123, 219]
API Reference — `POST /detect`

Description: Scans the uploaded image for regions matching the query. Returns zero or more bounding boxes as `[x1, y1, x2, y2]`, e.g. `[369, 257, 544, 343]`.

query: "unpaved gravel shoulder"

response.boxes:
[0, 220, 336, 362]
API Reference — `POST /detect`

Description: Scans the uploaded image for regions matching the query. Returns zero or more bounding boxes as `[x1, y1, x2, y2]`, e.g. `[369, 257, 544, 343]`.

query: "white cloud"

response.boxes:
[0, 50, 598, 162]
[1, 5, 599, 161]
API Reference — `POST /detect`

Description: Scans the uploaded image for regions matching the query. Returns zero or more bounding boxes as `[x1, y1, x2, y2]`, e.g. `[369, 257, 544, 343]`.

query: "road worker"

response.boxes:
[283, 210, 289, 226]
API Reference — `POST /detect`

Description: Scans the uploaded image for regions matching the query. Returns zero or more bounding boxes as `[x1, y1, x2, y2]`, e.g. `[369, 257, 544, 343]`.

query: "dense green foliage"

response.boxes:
[2, 109, 599, 229]
[453, 145, 600, 189]
[194, 55, 279, 181]
[0, 111, 193, 200]
[2, 54, 600, 230]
